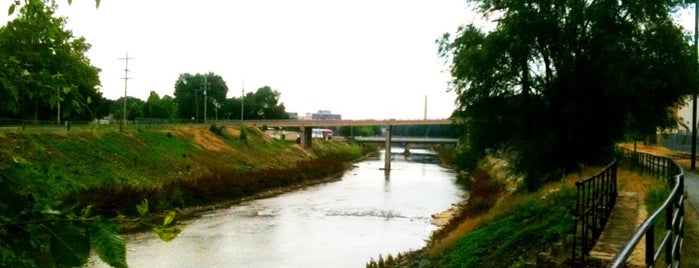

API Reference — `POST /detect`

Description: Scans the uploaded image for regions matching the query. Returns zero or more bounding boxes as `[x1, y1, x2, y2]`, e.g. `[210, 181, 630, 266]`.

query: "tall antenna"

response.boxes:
[118, 53, 134, 132]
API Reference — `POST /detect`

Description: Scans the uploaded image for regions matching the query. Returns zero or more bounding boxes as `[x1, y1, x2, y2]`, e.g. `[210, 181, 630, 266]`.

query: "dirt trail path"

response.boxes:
[620, 143, 699, 215]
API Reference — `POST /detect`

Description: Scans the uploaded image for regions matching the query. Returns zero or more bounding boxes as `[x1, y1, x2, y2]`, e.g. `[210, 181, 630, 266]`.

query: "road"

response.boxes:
[684, 170, 699, 214]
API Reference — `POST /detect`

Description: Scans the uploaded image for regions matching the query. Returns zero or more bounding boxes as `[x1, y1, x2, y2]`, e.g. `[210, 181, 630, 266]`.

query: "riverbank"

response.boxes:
[88, 148, 464, 268]
[0, 124, 368, 224]
[370, 154, 682, 267]
[122, 165, 351, 233]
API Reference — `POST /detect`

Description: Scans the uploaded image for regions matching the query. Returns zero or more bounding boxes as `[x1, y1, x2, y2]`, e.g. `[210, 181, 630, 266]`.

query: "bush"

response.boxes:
[209, 124, 225, 137]
[239, 125, 248, 143]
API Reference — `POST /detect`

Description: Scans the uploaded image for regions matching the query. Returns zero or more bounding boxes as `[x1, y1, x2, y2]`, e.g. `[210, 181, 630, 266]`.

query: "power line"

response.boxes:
[118, 53, 134, 132]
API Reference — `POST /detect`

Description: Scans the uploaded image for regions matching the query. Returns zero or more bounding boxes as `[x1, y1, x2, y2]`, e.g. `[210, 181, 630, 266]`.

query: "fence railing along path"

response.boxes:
[571, 160, 619, 263]
[571, 150, 685, 267]
[608, 151, 684, 268]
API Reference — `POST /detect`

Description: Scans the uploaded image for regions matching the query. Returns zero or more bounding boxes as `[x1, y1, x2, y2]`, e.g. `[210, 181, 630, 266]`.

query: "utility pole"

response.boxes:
[203, 74, 208, 124]
[241, 79, 245, 121]
[692, 1, 698, 170]
[424, 95, 428, 120]
[119, 53, 134, 132]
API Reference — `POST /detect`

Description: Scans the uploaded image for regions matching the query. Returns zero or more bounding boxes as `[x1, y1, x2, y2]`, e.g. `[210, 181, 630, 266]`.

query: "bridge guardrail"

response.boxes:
[571, 160, 618, 263]
[608, 150, 684, 267]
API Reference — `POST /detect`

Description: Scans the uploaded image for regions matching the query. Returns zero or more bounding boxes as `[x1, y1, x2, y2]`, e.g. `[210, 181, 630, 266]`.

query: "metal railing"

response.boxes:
[608, 151, 684, 267]
[571, 160, 619, 263]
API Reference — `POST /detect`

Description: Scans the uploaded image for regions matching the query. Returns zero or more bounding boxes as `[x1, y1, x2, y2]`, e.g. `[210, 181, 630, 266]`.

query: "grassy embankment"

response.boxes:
[368, 153, 699, 267]
[0, 124, 368, 220]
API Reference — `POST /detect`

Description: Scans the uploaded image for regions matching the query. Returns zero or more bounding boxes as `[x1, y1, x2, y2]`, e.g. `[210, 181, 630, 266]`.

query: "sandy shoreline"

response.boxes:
[431, 207, 457, 227]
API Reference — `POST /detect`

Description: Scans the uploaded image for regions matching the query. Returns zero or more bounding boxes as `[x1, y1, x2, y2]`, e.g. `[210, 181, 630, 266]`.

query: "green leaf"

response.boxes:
[8, 3, 15, 15]
[89, 220, 127, 268]
[12, 156, 30, 165]
[45, 222, 90, 267]
[0, 174, 32, 217]
[153, 226, 181, 242]
[136, 199, 148, 217]
[67, 0, 73, 5]
[96, 0, 101, 8]
[81, 205, 93, 218]
[163, 210, 176, 226]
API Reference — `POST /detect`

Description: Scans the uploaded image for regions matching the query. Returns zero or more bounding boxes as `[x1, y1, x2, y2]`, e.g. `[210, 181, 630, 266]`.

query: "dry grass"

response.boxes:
[170, 126, 232, 152]
[619, 143, 699, 266]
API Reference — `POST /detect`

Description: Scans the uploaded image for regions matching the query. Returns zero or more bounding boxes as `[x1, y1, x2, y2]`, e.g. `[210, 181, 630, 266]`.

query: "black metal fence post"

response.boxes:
[571, 160, 618, 262]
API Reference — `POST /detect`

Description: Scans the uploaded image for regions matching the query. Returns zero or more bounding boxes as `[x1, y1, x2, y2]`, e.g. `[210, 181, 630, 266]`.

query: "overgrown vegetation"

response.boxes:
[369, 156, 680, 267]
[440, 198, 573, 267]
[70, 154, 354, 216]
[0, 125, 364, 267]
[0, 171, 179, 268]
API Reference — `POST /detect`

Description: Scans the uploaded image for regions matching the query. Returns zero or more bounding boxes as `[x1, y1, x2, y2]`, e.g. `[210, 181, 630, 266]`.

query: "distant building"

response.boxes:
[677, 99, 694, 132]
[311, 110, 341, 120]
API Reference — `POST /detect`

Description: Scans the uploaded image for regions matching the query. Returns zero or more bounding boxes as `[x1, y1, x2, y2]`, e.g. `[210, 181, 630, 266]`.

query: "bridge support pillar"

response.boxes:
[384, 124, 392, 172]
[301, 126, 313, 149]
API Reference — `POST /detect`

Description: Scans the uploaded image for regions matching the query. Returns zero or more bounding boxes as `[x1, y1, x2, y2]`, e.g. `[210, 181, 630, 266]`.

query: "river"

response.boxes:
[91, 148, 465, 268]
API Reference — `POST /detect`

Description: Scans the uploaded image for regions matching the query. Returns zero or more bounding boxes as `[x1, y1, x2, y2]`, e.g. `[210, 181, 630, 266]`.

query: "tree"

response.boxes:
[173, 72, 228, 122]
[7, 0, 102, 15]
[242, 86, 289, 120]
[392, 125, 458, 138]
[339, 125, 382, 137]
[144, 91, 177, 120]
[221, 97, 242, 120]
[440, 0, 697, 189]
[2, 2, 176, 268]
[0, 0, 102, 123]
[111, 96, 145, 121]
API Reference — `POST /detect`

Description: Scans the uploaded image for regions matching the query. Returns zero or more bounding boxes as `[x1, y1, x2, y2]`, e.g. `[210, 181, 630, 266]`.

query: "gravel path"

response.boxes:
[683, 170, 699, 214]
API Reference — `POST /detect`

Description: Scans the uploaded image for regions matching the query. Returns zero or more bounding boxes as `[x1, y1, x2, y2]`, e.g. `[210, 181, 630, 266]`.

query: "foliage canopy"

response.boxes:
[441, 0, 698, 189]
[0, 0, 103, 122]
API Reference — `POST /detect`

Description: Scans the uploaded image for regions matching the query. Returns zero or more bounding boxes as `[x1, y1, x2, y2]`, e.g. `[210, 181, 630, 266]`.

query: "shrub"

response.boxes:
[239, 125, 248, 143]
[209, 124, 225, 137]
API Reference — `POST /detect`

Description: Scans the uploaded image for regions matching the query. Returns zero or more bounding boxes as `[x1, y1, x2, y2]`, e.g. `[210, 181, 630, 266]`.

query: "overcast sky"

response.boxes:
[4, 1, 694, 120]
[1, 0, 478, 120]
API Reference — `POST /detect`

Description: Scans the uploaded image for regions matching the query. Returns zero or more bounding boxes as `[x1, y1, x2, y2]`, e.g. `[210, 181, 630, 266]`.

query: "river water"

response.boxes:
[92, 148, 465, 268]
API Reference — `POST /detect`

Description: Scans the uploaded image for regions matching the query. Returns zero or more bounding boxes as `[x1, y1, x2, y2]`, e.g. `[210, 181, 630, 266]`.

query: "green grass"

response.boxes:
[439, 188, 574, 267]
[0, 125, 365, 216]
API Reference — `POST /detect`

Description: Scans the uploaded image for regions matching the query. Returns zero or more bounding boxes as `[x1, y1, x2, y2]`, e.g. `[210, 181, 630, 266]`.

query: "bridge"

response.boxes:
[354, 136, 458, 161]
[240, 119, 452, 128]
[354, 136, 458, 144]
[239, 119, 453, 172]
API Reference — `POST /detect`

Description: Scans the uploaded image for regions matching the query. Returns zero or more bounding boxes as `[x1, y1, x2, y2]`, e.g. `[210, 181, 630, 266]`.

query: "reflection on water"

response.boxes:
[91, 148, 464, 268]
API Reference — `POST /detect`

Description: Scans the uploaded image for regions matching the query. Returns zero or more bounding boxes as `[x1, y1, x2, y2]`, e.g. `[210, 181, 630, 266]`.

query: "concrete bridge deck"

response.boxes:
[240, 118, 452, 128]
[242, 119, 455, 173]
